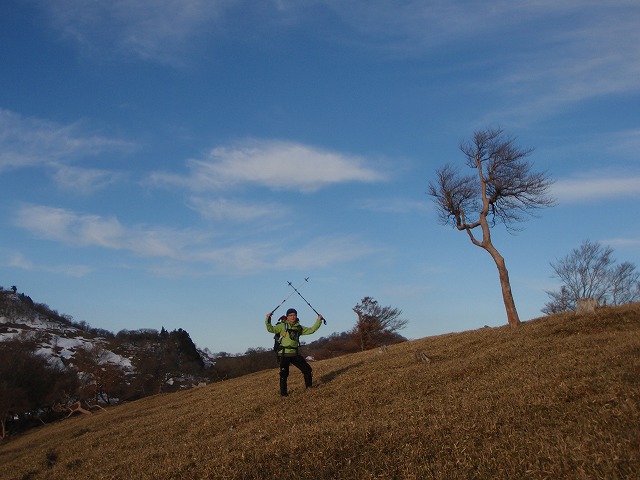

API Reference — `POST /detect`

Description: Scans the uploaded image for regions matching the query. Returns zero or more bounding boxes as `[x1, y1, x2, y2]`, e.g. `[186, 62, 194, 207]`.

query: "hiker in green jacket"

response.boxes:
[266, 307, 323, 396]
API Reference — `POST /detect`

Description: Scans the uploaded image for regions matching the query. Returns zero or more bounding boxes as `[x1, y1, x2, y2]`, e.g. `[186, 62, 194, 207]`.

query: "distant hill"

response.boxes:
[1, 291, 132, 370]
[1, 302, 638, 479]
[0, 287, 217, 410]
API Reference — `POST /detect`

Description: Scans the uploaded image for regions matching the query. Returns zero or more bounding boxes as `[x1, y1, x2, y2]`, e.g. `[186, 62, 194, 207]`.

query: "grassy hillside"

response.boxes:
[1, 304, 639, 479]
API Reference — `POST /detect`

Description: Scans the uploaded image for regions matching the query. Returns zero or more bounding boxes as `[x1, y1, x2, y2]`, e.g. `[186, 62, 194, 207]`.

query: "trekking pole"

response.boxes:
[269, 277, 309, 316]
[287, 280, 327, 325]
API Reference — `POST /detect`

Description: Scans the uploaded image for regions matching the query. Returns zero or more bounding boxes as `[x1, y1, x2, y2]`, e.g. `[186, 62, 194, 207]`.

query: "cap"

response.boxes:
[286, 308, 297, 316]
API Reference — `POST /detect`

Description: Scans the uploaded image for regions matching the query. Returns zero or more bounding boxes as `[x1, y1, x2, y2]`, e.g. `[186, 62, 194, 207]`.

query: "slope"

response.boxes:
[1, 304, 639, 479]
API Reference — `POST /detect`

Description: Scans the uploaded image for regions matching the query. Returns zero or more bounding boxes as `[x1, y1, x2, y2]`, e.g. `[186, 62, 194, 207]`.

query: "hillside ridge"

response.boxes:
[1, 303, 639, 479]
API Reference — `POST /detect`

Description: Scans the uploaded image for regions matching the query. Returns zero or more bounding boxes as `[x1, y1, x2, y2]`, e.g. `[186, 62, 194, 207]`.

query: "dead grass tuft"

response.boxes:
[1, 303, 639, 479]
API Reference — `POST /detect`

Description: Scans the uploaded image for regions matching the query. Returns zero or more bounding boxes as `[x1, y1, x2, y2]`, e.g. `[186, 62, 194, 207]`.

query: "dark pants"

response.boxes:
[278, 354, 312, 396]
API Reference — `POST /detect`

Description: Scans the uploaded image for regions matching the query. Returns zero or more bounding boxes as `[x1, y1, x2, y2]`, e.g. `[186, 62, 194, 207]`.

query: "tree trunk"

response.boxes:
[485, 243, 521, 328]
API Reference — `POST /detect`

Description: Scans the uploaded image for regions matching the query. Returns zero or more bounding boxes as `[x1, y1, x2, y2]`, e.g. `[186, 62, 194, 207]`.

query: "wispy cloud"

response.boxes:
[297, 2, 640, 122]
[149, 139, 387, 193]
[13, 204, 206, 258]
[553, 173, 640, 203]
[38, 0, 230, 65]
[601, 237, 640, 250]
[0, 108, 133, 172]
[611, 128, 640, 157]
[470, 4, 640, 121]
[187, 196, 289, 223]
[40, 0, 595, 60]
[356, 197, 431, 214]
[5, 251, 92, 277]
[35, 1, 640, 120]
[51, 164, 125, 194]
[273, 235, 380, 270]
[12, 204, 377, 274]
[291, 1, 628, 53]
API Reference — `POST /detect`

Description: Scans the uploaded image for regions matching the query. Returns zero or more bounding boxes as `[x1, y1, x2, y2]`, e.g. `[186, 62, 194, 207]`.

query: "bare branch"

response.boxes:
[456, 128, 556, 232]
[428, 163, 479, 229]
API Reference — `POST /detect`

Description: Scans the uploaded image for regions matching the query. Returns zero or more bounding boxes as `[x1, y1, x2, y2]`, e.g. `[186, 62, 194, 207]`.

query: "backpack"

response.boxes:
[273, 316, 286, 354]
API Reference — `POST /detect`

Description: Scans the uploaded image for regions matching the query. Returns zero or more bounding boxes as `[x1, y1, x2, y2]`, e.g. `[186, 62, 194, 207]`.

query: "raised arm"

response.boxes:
[301, 314, 323, 335]
[265, 312, 276, 333]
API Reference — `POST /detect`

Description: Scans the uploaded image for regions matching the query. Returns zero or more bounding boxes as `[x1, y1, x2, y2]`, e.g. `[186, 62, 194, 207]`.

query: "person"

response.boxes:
[265, 307, 323, 396]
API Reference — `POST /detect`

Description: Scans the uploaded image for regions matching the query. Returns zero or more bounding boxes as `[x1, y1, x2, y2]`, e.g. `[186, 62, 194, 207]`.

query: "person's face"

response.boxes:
[287, 313, 297, 324]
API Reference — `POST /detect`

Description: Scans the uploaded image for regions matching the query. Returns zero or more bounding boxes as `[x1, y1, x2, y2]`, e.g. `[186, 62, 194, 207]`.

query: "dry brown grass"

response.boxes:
[1, 303, 639, 479]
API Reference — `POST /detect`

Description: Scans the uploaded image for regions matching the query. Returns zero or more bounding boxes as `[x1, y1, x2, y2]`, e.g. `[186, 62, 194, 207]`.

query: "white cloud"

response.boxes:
[0, 108, 133, 172]
[553, 174, 640, 203]
[149, 139, 387, 193]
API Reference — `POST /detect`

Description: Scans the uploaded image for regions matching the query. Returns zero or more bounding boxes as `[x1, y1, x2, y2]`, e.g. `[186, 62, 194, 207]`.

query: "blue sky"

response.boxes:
[1, 1, 639, 354]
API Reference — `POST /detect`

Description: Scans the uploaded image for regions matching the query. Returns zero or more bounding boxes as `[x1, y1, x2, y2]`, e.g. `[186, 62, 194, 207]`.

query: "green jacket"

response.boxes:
[266, 315, 322, 356]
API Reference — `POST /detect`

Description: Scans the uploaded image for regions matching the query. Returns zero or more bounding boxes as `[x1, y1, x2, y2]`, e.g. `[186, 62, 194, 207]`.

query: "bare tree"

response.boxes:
[0, 339, 78, 439]
[543, 240, 640, 313]
[73, 344, 126, 404]
[352, 297, 408, 351]
[610, 262, 640, 305]
[429, 128, 555, 328]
